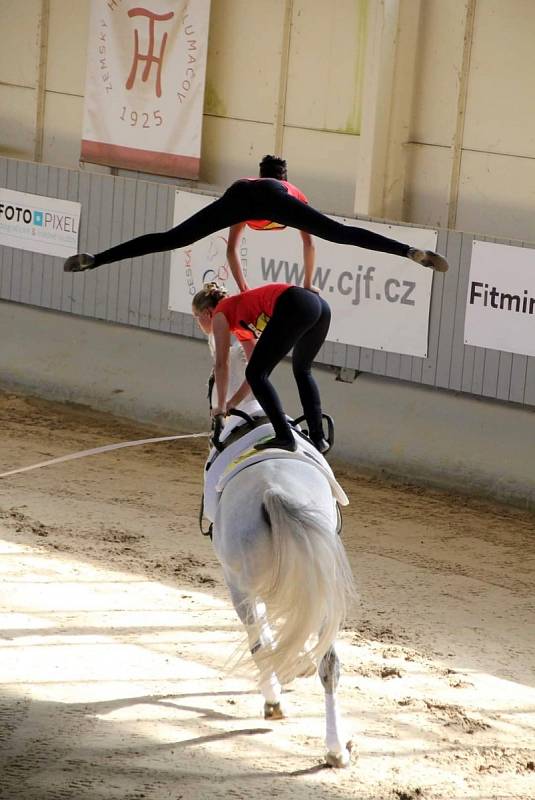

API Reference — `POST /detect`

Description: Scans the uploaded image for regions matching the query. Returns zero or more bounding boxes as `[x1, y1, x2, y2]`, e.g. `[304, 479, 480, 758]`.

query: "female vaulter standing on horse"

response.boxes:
[192, 282, 331, 454]
[64, 155, 449, 285]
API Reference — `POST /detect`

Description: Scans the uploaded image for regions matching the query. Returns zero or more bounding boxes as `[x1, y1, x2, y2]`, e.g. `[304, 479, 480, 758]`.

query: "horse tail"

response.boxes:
[250, 487, 356, 685]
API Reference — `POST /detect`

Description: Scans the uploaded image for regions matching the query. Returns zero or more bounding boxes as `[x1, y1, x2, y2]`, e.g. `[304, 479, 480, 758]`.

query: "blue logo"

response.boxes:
[33, 210, 44, 226]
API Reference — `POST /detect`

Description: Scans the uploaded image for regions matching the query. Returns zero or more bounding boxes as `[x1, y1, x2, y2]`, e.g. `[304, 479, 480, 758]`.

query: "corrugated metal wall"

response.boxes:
[2, 156, 535, 407]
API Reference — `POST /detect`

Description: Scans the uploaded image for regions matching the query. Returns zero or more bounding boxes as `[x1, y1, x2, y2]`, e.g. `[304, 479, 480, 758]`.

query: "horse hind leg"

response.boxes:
[226, 580, 284, 717]
[249, 606, 285, 719]
[319, 646, 353, 768]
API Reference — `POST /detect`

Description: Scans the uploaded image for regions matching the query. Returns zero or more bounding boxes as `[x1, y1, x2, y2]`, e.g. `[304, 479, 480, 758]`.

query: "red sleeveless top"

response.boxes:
[215, 283, 290, 341]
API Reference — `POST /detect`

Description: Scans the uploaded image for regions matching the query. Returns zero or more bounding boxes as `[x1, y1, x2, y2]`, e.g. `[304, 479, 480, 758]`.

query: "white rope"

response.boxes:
[0, 432, 210, 479]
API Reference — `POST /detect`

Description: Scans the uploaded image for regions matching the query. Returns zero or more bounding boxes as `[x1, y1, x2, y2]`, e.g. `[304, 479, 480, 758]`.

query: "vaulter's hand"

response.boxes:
[211, 410, 226, 450]
[211, 405, 226, 418]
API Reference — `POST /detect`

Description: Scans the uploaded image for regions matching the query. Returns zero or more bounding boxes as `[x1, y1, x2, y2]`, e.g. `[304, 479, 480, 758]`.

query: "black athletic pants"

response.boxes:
[93, 178, 410, 267]
[245, 287, 331, 444]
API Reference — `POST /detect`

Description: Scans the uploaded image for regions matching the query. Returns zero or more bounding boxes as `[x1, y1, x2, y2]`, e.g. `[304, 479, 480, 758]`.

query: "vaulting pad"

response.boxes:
[203, 422, 348, 523]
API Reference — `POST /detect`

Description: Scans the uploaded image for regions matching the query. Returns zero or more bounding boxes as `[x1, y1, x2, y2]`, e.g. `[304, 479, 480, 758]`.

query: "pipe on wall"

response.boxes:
[273, 0, 294, 156]
[447, 0, 477, 229]
[34, 0, 50, 164]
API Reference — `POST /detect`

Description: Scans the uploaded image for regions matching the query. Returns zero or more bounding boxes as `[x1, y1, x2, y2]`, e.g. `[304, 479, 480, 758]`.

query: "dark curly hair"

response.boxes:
[259, 154, 287, 180]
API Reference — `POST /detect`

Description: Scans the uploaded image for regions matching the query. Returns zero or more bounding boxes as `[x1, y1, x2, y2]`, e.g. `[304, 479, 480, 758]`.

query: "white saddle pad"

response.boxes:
[203, 422, 348, 523]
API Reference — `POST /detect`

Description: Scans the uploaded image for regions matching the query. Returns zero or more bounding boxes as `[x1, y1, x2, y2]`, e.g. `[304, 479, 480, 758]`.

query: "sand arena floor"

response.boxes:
[0, 390, 534, 800]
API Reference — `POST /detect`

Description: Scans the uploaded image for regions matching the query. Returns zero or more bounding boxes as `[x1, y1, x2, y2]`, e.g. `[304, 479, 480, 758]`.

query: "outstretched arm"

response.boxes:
[300, 230, 317, 290]
[226, 338, 256, 409]
[212, 313, 231, 416]
[227, 223, 249, 292]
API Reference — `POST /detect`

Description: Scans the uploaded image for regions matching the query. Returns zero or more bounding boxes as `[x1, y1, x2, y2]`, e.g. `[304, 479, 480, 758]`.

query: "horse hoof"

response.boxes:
[325, 740, 353, 768]
[264, 701, 285, 720]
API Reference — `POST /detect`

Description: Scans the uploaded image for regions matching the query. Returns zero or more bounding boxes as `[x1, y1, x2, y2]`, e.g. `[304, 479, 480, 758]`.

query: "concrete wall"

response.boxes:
[0, 0, 366, 216]
[2, 299, 535, 510]
[406, 0, 535, 240]
[2, 1, 535, 242]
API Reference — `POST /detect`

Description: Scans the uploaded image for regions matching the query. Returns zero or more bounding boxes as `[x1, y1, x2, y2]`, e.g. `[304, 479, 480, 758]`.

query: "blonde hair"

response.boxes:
[192, 281, 229, 313]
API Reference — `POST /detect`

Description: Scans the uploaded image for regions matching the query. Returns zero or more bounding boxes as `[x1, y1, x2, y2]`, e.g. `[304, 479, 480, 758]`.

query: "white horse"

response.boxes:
[202, 343, 356, 768]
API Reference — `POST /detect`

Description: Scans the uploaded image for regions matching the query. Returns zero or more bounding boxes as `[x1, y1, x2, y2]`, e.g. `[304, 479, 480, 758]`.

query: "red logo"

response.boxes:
[125, 8, 175, 98]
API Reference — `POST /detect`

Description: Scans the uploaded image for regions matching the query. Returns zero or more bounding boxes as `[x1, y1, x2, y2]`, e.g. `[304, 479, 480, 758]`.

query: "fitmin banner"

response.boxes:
[81, 0, 211, 179]
[464, 240, 535, 358]
[169, 190, 437, 358]
[0, 188, 80, 258]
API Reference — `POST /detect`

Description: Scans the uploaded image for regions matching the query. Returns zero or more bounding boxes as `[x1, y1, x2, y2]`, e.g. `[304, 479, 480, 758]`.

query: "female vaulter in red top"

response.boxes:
[192, 281, 331, 454]
[64, 155, 449, 288]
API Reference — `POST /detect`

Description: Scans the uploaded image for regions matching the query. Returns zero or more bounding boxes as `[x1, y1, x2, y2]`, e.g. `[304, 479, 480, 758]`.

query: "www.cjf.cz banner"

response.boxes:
[168, 190, 437, 358]
[81, 0, 211, 179]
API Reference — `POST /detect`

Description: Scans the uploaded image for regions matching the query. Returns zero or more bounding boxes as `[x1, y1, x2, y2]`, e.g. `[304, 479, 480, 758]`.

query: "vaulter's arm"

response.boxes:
[227, 223, 249, 292]
[226, 337, 256, 409]
[300, 230, 317, 291]
[212, 313, 232, 415]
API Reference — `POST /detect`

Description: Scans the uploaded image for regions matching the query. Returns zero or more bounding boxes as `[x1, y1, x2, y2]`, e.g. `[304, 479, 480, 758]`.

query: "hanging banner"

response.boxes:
[465, 240, 535, 357]
[0, 188, 80, 258]
[169, 190, 437, 357]
[81, 0, 211, 179]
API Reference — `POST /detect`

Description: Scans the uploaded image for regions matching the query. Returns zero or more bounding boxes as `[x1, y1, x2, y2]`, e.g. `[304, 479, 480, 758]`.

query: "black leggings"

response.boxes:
[93, 178, 410, 267]
[245, 287, 331, 443]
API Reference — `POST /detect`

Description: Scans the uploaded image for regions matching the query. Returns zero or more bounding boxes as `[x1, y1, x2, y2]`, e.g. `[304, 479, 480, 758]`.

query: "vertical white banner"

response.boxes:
[81, 0, 211, 179]
[169, 190, 437, 357]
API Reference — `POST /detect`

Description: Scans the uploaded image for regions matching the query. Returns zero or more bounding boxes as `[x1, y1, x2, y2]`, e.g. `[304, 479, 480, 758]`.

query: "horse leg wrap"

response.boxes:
[249, 632, 282, 706]
[259, 665, 282, 706]
[319, 647, 351, 763]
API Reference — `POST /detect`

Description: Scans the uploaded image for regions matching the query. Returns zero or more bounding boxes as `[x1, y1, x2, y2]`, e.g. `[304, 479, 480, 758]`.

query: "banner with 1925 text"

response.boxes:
[169, 190, 437, 357]
[81, 0, 210, 179]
